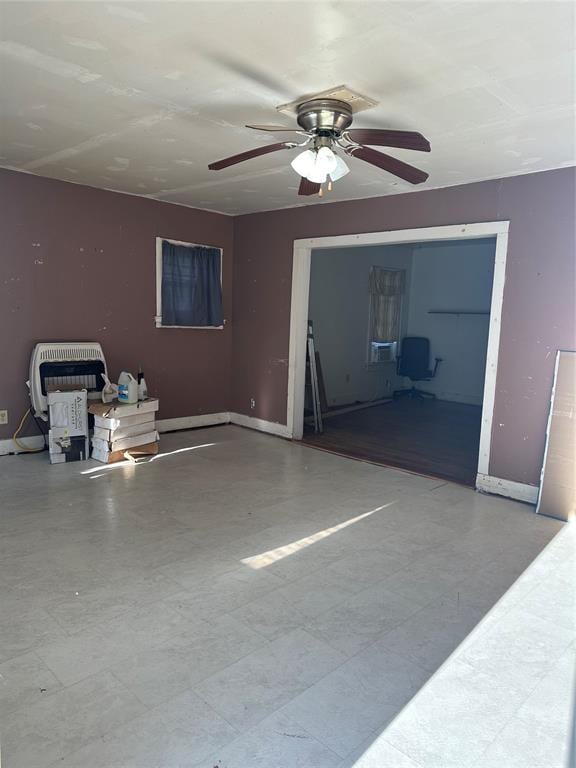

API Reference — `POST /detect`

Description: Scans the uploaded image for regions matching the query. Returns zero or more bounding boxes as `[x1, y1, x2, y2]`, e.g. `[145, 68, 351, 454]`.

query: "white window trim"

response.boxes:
[155, 236, 224, 329]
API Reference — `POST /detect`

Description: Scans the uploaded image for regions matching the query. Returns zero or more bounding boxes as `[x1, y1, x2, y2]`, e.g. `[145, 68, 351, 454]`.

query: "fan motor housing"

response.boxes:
[296, 99, 353, 134]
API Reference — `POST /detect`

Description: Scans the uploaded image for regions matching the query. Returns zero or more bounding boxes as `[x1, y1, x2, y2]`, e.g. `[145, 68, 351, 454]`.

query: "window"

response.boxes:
[367, 267, 405, 363]
[155, 238, 223, 328]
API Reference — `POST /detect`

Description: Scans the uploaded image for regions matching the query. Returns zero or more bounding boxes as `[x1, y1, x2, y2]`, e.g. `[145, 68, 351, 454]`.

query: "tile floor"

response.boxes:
[0, 426, 573, 768]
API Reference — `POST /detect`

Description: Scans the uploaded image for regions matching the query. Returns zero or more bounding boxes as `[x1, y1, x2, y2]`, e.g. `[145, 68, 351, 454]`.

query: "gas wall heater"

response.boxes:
[29, 342, 108, 420]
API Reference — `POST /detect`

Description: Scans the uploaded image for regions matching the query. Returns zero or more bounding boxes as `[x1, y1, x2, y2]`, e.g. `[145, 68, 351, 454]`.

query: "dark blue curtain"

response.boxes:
[161, 242, 223, 327]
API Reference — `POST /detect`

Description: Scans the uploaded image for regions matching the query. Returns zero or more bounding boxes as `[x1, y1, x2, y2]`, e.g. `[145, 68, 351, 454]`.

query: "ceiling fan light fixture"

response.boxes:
[315, 146, 337, 175]
[290, 149, 316, 179]
[291, 147, 337, 184]
[306, 167, 328, 184]
[329, 154, 350, 181]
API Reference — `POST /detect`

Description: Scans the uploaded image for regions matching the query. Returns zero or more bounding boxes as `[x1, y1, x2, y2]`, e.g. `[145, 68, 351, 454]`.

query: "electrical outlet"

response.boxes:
[0, 410, 7, 425]
[250, 398, 256, 410]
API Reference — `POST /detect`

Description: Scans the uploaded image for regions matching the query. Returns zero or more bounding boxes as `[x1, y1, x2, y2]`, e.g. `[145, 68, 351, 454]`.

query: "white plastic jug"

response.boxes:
[117, 371, 138, 404]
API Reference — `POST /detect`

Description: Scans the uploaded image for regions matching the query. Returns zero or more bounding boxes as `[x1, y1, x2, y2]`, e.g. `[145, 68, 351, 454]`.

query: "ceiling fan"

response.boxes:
[208, 98, 430, 197]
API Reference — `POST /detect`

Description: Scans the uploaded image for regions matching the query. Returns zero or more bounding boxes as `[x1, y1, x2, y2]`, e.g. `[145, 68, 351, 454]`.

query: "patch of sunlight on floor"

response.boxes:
[80, 442, 216, 476]
[241, 502, 396, 569]
[348, 523, 576, 768]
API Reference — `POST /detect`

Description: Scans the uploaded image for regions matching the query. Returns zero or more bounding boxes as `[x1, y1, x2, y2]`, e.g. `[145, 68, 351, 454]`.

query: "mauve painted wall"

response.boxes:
[2, 166, 574, 485]
[232, 167, 576, 486]
[0, 169, 233, 439]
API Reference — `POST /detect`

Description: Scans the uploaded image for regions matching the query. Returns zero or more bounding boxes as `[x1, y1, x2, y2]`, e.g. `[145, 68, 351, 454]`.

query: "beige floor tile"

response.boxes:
[1, 671, 146, 768]
[110, 613, 267, 706]
[0, 651, 63, 719]
[0, 428, 570, 768]
[193, 628, 346, 731]
[197, 710, 340, 768]
[306, 583, 422, 657]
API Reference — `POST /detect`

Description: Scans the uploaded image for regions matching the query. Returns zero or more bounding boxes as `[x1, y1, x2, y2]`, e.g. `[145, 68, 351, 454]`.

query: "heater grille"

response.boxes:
[39, 344, 106, 363]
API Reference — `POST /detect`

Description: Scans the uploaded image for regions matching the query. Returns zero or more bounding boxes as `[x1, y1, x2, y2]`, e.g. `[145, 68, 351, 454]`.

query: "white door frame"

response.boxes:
[287, 221, 510, 486]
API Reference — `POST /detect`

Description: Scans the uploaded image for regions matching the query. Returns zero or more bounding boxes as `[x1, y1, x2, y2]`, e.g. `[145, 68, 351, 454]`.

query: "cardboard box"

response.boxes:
[92, 431, 158, 454]
[88, 398, 159, 420]
[47, 390, 88, 437]
[49, 428, 89, 464]
[91, 440, 159, 464]
[93, 420, 156, 442]
[88, 398, 159, 463]
[94, 412, 155, 430]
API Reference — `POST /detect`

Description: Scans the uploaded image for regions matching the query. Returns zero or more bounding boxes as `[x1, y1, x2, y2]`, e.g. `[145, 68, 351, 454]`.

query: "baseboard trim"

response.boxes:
[436, 394, 484, 406]
[476, 472, 539, 504]
[156, 413, 230, 433]
[318, 398, 392, 420]
[0, 435, 45, 456]
[229, 412, 292, 439]
[2, 411, 290, 454]
[156, 412, 293, 440]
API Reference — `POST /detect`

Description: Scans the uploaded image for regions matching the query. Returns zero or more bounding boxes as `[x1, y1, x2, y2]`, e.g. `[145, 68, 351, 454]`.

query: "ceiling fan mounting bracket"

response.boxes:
[276, 85, 378, 116]
[296, 99, 353, 134]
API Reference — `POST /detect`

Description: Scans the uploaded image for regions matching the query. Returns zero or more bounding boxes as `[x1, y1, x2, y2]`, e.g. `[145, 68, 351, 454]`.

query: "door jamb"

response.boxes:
[287, 222, 510, 484]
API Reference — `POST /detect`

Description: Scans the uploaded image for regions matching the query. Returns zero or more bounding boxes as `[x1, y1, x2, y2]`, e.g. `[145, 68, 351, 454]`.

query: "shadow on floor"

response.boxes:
[234, 505, 573, 768]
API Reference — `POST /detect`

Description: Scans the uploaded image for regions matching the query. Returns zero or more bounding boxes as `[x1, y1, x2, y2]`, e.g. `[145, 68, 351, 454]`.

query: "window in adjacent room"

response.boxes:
[155, 238, 223, 328]
[367, 266, 405, 363]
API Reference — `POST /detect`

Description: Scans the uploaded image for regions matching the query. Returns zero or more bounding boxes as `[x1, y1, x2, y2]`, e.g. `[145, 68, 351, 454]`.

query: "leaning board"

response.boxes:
[536, 350, 576, 521]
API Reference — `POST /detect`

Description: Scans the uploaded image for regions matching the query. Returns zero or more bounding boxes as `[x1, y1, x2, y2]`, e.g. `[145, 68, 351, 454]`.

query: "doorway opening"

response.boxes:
[287, 223, 509, 489]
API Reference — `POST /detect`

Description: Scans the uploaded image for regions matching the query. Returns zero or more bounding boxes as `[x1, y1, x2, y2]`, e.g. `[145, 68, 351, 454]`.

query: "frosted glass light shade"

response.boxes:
[291, 148, 337, 184]
[315, 146, 337, 175]
[290, 150, 316, 178]
[330, 155, 350, 181]
[306, 166, 328, 184]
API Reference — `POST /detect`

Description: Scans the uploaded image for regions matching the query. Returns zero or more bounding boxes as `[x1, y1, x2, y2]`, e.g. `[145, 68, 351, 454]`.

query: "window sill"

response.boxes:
[155, 320, 224, 330]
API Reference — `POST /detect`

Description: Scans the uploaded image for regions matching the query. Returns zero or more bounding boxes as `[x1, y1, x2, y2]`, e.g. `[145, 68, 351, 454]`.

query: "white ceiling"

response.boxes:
[1, 1, 574, 215]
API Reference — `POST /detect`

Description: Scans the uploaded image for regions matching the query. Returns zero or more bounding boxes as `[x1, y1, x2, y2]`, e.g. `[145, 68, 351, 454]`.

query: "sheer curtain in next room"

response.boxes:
[368, 267, 406, 361]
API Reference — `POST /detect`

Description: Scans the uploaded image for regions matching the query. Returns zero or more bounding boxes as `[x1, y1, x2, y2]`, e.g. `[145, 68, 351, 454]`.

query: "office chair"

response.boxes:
[393, 337, 442, 400]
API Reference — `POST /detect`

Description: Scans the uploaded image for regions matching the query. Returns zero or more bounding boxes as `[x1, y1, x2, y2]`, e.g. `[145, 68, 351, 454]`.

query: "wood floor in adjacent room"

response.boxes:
[303, 399, 483, 486]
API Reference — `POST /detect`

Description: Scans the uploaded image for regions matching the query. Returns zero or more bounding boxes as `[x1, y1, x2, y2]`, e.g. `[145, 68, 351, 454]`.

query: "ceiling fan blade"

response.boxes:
[347, 129, 430, 152]
[208, 142, 290, 171]
[298, 177, 321, 196]
[349, 145, 428, 184]
[246, 124, 300, 132]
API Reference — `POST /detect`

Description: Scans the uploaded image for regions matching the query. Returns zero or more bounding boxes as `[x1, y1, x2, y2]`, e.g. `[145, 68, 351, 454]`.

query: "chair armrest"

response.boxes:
[432, 357, 442, 377]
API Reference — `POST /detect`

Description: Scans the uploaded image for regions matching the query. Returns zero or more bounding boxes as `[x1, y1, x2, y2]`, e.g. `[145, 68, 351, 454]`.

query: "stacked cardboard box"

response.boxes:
[89, 398, 160, 463]
[47, 390, 89, 464]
